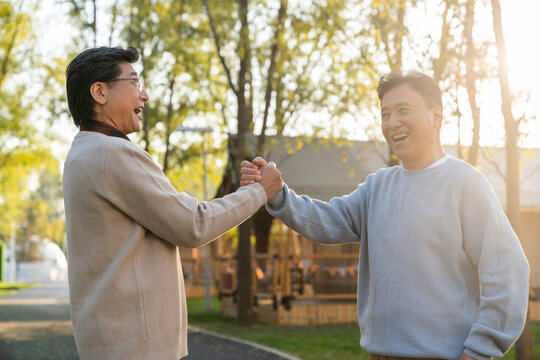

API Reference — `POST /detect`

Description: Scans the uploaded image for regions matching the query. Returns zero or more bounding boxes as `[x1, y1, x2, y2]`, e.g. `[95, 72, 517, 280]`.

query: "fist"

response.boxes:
[240, 157, 283, 200]
[240, 160, 262, 186]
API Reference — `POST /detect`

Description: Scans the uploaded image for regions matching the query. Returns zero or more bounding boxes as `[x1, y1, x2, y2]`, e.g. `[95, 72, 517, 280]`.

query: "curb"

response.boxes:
[188, 325, 303, 360]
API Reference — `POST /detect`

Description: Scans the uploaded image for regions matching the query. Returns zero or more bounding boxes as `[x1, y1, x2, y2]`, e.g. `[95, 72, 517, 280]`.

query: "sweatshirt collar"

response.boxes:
[402, 154, 450, 172]
[79, 120, 131, 142]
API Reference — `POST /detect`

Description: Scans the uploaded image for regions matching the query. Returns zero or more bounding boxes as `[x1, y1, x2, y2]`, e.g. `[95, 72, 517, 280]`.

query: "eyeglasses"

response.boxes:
[109, 77, 145, 92]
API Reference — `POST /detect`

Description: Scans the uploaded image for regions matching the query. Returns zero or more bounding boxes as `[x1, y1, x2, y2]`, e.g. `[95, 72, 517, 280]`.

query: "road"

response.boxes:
[0, 282, 299, 360]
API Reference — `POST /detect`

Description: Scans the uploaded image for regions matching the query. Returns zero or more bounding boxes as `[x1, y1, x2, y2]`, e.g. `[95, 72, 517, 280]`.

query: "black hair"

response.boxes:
[376, 71, 442, 110]
[66, 46, 139, 127]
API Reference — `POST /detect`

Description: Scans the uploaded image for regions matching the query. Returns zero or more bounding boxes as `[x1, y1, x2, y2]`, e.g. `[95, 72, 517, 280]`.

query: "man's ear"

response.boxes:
[431, 106, 443, 128]
[89, 82, 108, 105]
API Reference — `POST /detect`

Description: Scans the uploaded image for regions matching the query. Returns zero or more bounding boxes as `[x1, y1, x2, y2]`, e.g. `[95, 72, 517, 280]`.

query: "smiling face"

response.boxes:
[380, 84, 444, 170]
[90, 61, 149, 134]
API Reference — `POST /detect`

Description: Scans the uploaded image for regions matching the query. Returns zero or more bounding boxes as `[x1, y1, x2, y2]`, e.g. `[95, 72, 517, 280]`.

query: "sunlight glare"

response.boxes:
[502, 0, 540, 148]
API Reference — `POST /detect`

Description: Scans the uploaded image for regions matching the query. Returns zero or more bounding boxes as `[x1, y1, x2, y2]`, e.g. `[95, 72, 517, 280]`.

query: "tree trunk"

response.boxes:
[383, 0, 407, 167]
[216, 134, 254, 326]
[0, 3, 23, 88]
[432, 0, 451, 84]
[92, 0, 97, 47]
[237, 218, 254, 326]
[141, 52, 150, 154]
[254, 208, 273, 271]
[393, 0, 406, 71]
[234, 0, 255, 326]
[465, 0, 481, 167]
[232, 134, 254, 326]
[256, 0, 287, 155]
[491, 0, 533, 357]
[454, 79, 464, 160]
[162, 76, 176, 172]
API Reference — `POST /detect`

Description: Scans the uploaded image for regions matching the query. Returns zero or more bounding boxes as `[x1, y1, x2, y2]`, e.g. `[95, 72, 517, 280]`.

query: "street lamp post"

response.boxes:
[174, 126, 213, 310]
[9, 222, 27, 283]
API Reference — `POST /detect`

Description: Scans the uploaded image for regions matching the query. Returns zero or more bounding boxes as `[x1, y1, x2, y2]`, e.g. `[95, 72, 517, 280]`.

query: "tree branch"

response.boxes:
[433, 0, 451, 83]
[480, 146, 506, 181]
[203, 0, 239, 96]
[162, 74, 176, 173]
[256, 0, 287, 154]
[0, 9, 23, 88]
[108, 0, 119, 46]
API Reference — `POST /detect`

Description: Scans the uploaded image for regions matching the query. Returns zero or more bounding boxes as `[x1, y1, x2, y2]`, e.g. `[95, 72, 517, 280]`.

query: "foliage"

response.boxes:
[25, 157, 65, 246]
[0, 282, 35, 296]
[0, 1, 65, 249]
[57, 0, 537, 191]
[165, 139, 227, 199]
[1, 1, 536, 346]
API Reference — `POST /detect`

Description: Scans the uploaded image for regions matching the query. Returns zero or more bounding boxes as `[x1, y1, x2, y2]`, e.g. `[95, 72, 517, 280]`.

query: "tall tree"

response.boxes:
[432, 0, 484, 166]
[204, 0, 255, 325]
[65, 0, 98, 47]
[25, 155, 66, 246]
[369, 0, 412, 166]
[432, 0, 454, 84]
[0, 0, 57, 243]
[463, 0, 481, 166]
[123, 0, 160, 153]
[251, 0, 288, 264]
[204, 0, 356, 325]
[490, 0, 533, 357]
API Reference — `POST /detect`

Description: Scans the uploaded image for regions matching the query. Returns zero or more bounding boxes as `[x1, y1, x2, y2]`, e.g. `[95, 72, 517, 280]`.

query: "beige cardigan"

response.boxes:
[63, 131, 266, 360]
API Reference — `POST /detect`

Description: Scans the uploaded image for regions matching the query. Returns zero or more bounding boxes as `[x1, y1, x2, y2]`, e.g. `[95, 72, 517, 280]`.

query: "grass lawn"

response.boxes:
[0, 282, 34, 296]
[187, 298, 540, 360]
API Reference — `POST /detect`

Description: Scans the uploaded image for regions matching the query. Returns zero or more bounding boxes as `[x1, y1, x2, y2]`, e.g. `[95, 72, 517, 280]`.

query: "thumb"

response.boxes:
[253, 156, 268, 167]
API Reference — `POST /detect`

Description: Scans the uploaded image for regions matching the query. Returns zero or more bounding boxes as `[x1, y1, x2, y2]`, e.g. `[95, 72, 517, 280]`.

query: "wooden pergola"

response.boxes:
[217, 221, 359, 325]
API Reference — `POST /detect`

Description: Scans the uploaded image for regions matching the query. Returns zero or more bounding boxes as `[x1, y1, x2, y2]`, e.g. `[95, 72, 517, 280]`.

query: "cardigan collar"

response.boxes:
[80, 120, 131, 142]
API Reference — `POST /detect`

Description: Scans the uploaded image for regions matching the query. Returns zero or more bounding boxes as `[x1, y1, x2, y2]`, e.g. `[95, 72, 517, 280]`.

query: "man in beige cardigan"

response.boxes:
[63, 46, 283, 360]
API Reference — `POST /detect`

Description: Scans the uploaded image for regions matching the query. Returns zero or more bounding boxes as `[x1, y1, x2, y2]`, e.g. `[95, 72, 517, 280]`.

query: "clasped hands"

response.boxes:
[240, 157, 283, 200]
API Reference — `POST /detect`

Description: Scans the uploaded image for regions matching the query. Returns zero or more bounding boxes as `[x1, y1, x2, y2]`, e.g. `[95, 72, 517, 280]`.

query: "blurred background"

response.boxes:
[0, 0, 539, 358]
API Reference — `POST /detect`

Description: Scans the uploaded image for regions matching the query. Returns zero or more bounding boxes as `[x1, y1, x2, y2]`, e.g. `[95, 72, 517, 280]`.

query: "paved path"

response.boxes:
[185, 327, 299, 360]
[0, 283, 299, 360]
[0, 282, 76, 360]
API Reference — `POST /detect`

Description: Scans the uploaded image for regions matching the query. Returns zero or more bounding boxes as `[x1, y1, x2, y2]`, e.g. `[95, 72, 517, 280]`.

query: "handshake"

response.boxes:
[240, 157, 283, 200]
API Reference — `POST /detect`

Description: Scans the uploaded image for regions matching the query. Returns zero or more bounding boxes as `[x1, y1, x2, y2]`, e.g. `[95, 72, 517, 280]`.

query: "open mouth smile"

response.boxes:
[134, 106, 144, 120]
[392, 133, 409, 143]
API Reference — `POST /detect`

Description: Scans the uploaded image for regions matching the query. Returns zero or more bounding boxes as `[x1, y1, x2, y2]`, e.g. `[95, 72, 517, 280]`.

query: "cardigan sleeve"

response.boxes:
[101, 140, 267, 248]
[265, 182, 365, 244]
[459, 170, 529, 359]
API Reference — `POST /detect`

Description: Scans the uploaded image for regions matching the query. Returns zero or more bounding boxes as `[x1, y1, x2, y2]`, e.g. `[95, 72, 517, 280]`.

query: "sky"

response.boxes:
[470, 0, 539, 148]
[33, 0, 540, 158]
[405, 0, 540, 149]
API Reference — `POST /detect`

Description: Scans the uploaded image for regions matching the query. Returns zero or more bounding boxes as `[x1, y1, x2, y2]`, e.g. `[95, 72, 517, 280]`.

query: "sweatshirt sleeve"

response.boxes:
[265, 182, 365, 244]
[459, 170, 529, 359]
[102, 141, 267, 248]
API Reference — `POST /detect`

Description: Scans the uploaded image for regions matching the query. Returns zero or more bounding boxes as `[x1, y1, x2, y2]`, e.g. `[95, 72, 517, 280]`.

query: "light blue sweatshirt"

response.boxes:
[266, 156, 529, 359]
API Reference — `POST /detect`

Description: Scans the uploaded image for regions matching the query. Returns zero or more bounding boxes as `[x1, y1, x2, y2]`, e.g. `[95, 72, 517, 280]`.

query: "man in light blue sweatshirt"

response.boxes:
[240, 72, 529, 360]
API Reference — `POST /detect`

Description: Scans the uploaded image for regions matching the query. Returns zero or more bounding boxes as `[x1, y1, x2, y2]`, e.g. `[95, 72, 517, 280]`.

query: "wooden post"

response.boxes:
[283, 228, 291, 297]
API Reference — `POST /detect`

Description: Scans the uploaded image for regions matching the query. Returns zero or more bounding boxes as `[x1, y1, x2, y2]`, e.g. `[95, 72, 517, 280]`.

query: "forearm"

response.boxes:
[171, 183, 267, 248]
[266, 184, 361, 244]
